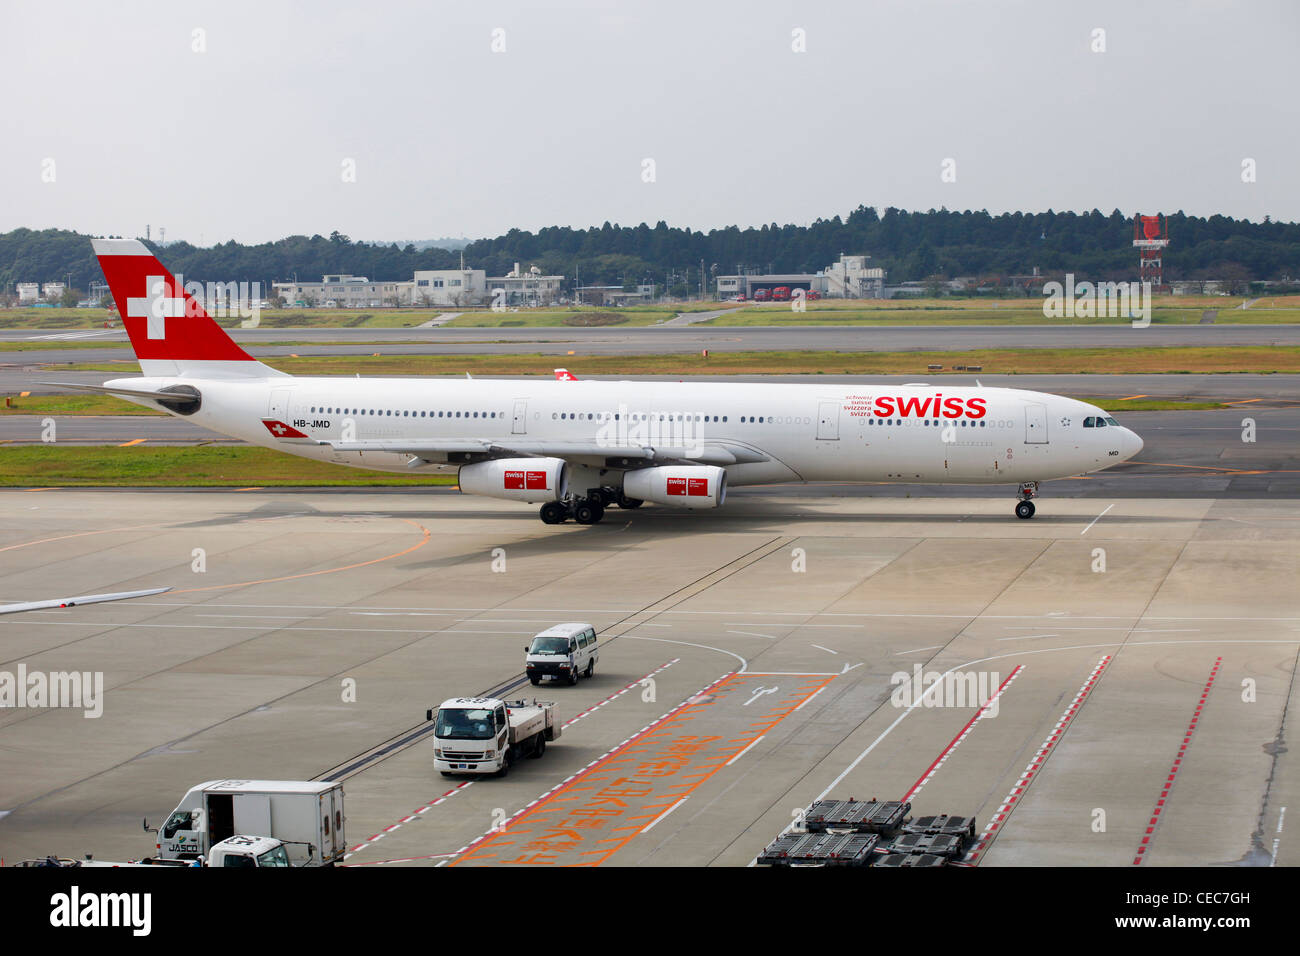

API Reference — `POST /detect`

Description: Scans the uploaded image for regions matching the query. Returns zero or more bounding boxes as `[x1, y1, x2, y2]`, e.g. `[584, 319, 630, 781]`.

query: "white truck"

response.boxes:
[145, 779, 346, 867]
[23, 835, 307, 868]
[428, 697, 560, 776]
[525, 622, 599, 685]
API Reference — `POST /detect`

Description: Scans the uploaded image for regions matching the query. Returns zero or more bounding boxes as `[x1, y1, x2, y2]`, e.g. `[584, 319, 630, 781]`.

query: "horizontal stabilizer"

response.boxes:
[40, 381, 190, 401]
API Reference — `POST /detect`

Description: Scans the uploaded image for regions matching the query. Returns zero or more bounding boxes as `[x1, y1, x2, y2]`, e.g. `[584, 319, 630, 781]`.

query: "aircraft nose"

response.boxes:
[1124, 428, 1144, 459]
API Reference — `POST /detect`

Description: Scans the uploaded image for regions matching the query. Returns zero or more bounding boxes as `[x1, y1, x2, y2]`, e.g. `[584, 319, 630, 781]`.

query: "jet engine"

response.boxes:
[622, 465, 727, 509]
[458, 457, 569, 503]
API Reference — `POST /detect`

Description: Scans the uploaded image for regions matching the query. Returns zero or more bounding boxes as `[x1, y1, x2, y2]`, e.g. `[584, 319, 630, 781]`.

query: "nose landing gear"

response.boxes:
[1014, 482, 1038, 519]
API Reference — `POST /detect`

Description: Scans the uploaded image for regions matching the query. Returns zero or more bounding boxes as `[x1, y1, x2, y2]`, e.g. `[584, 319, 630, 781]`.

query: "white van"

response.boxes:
[526, 623, 598, 686]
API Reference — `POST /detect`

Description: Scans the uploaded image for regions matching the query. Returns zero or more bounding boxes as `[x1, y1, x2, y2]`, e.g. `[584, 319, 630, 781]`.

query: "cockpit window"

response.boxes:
[1083, 417, 1095, 428]
[1104, 417, 1119, 426]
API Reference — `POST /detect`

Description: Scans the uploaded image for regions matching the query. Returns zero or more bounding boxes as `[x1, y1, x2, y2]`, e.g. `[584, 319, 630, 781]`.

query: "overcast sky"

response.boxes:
[5, 0, 1298, 245]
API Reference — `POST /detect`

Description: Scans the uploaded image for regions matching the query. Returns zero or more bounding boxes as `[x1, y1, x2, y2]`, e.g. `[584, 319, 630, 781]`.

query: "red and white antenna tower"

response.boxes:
[1132, 214, 1169, 288]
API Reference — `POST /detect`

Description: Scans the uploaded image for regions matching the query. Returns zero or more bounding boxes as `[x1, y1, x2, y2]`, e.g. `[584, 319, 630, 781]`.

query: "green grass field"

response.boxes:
[710, 306, 1300, 326]
[0, 394, 164, 416]
[0, 445, 459, 487]
[6, 295, 1294, 329]
[52, 345, 1300, 377]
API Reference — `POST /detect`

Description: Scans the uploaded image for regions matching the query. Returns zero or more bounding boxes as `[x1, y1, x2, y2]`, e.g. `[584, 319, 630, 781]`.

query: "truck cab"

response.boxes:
[429, 696, 559, 776]
[525, 622, 598, 685]
[208, 835, 293, 868]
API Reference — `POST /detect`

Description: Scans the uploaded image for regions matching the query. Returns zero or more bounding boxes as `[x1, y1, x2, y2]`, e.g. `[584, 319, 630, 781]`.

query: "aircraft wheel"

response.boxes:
[1015, 500, 1036, 519]
[540, 501, 567, 524]
[574, 501, 604, 525]
[617, 495, 644, 509]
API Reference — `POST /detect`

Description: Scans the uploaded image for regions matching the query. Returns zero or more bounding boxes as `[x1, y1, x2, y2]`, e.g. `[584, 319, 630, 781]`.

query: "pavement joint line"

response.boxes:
[792, 687, 828, 712]
[1132, 656, 1223, 865]
[344, 781, 473, 859]
[725, 735, 767, 766]
[965, 655, 1113, 864]
[560, 659, 679, 730]
[640, 796, 689, 834]
[902, 665, 1026, 804]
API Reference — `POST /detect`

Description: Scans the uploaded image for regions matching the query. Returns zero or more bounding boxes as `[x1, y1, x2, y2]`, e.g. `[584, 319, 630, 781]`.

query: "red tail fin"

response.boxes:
[93, 238, 278, 378]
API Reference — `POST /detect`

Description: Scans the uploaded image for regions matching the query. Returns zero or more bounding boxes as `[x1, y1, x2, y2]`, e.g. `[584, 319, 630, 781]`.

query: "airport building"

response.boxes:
[823, 254, 885, 298]
[575, 283, 657, 306]
[715, 253, 885, 300]
[15, 282, 40, 304]
[272, 274, 415, 308]
[487, 263, 564, 307]
[412, 269, 487, 307]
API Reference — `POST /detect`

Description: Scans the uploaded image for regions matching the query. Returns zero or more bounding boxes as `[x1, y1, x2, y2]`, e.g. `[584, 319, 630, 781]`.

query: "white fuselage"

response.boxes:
[108, 375, 1143, 489]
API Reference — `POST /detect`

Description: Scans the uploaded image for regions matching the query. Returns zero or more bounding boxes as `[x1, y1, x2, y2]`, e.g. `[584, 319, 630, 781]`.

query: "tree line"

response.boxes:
[3, 207, 1298, 301]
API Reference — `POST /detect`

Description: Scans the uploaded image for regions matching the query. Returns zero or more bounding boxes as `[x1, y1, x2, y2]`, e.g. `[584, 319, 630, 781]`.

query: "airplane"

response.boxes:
[48, 239, 1143, 525]
[0, 587, 172, 616]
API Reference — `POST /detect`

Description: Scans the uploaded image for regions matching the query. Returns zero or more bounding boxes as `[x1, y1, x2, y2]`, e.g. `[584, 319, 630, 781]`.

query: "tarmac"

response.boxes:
[0, 488, 1295, 867]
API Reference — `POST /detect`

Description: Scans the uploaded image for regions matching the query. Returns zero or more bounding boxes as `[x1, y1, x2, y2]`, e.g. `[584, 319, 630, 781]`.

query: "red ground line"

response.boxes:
[1132, 656, 1223, 866]
[902, 665, 1025, 803]
[965, 654, 1113, 864]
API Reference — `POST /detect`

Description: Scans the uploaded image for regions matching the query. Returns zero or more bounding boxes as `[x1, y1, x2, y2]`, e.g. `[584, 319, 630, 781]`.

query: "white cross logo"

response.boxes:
[271, 423, 287, 435]
[126, 275, 188, 340]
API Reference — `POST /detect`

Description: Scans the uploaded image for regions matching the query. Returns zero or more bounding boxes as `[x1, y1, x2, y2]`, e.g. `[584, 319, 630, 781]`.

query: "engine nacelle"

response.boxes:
[622, 465, 727, 509]
[458, 457, 569, 503]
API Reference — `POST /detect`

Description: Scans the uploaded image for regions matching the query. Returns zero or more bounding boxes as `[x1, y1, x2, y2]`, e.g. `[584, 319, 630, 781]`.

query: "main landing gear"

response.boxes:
[538, 488, 645, 525]
[1014, 481, 1039, 519]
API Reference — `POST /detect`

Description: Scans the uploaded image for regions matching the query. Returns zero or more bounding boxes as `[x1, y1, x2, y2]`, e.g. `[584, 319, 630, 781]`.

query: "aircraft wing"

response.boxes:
[0, 586, 172, 616]
[319, 438, 768, 466]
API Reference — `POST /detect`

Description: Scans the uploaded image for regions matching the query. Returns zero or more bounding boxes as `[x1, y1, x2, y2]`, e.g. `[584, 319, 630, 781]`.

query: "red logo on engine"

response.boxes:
[505, 470, 548, 490]
[666, 477, 708, 496]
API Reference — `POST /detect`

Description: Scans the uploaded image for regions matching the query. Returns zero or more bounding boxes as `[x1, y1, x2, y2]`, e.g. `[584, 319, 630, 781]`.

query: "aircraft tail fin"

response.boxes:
[92, 238, 285, 379]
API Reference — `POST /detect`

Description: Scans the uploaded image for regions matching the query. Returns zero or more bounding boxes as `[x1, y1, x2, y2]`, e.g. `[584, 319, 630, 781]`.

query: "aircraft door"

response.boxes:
[269, 388, 292, 421]
[512, 399, 528, 435]
[1024, 403, 1048, 443]
[816, 401, 840, 440]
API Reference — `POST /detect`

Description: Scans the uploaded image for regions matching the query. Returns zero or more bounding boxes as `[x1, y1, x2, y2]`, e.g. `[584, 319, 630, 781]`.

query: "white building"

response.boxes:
[41, 281, 66, 302]
[412, 269, 486, 307]
[16, 282, 40, 304]
[272, 274, 414, 308]
[488, 263, 564, 307]
[824, 254, 885, 298]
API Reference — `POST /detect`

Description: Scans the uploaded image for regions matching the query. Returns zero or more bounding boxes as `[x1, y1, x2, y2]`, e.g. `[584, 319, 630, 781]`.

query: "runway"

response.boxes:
[0, 489, 1295, 867]
[7, 320, 1300, 367]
